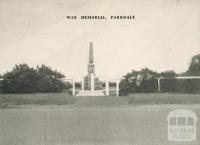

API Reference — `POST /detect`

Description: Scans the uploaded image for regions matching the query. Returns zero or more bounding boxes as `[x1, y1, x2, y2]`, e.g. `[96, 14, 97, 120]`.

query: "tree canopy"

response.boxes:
[119, 68, 160, 95]
[185, 54, 200, 75]
[1, 64, 65, 93]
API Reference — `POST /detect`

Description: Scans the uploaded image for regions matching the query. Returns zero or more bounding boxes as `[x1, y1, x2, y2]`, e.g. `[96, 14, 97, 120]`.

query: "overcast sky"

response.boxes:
[0, 0, 200, 80]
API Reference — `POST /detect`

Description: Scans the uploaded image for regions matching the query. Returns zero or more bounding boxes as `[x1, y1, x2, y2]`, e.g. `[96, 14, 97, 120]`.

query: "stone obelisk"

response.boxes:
[88, 42, 95, 92]
[88, 42, 95, 74]
[83, 42, 102, 91]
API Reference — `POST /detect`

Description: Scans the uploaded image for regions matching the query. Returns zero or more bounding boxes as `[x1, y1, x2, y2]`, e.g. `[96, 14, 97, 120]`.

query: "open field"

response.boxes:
[0, 93, 200, 108]
[127, 93, 200, 104]
[0, 104, 200, 145]
[0, 92, 75, 108]
[1, 93, 200, 145]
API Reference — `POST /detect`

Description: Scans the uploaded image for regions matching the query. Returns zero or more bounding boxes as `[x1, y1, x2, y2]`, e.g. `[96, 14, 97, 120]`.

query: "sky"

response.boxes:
[0, 0, 200, 80]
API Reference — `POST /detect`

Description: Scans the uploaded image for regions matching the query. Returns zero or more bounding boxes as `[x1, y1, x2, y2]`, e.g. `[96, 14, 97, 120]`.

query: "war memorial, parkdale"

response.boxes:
[65, 42, 120, 97]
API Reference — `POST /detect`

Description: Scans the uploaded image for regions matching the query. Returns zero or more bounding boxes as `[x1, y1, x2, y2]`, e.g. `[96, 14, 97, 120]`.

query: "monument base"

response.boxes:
[84, 75, 102, 90]
[76, 90, 105, 96]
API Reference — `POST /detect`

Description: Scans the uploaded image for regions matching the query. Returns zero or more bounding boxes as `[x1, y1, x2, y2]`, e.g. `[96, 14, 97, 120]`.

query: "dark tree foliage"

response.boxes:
[161, 71, 176, 78]
[1, 64, 65, 93]
[137, 68, 160, 93]
[174, 79, 200, 94]
[185, 54, 200, 76]
[119, 68, 160, 95]
[161, 54, 200, 93]
[119, 54, 200, 95]
[180, 54, 200, 93]
[160, 71, 177, 93]
[119, 70, 139, 95]
[75, 82, 81, 88]
[37, 64, 64, 78]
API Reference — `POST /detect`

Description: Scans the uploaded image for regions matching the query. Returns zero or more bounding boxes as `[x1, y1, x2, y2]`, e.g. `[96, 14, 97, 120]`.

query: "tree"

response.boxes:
[119, 68, 160, 95]
[186, 54, 200, 75]
[161, 71, 176, 78]
[160, 71, 177, 92]
[138, 68, 160, 93]
[37, 64, 64, 78]
[181, 54, 200, 93]
[2, 64, 38, 93]
[1, 64, 65, 93]
[119, 70, 140, 95]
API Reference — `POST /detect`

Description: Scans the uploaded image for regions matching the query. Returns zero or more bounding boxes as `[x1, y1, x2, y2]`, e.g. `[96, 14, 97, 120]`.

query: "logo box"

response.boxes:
[167, 109, 198, 141]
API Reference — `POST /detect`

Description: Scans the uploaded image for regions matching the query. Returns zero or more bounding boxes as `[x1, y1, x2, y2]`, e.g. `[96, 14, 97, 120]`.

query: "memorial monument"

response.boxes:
[83, 42, 102, 90]
[75, 42, 119, 97]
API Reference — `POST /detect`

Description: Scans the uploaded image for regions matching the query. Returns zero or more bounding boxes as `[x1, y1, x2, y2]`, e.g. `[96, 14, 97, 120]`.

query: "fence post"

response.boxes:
[72, 80, 75, 96]
[82, 78, 84, 91]
[106, 80, 109, 96]
[158, 78, 161, 92]
[116, 80, 119, 97]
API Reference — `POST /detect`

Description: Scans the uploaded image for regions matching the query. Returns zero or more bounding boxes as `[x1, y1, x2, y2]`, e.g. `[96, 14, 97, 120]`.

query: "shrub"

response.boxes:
[119, 68, 160, 95]
[1, 64, 65, 93]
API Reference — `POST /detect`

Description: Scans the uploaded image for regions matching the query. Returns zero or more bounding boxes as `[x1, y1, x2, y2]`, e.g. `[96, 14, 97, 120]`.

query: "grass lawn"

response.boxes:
[1, 93, 200, 145]
[0, 92, 200, 108]
[0, 92, 75, 108]
[127, 93, 200, 105]
[0, 105, 200, 145]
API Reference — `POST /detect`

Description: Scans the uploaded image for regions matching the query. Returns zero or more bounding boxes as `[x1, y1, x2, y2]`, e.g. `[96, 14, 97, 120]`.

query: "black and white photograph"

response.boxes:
[0, 0, 200, 145]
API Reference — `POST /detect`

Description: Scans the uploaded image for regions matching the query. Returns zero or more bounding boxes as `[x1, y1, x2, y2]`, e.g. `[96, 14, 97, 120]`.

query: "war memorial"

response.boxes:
[83, 42, 102, 90]
[68, 42, 120, 97]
